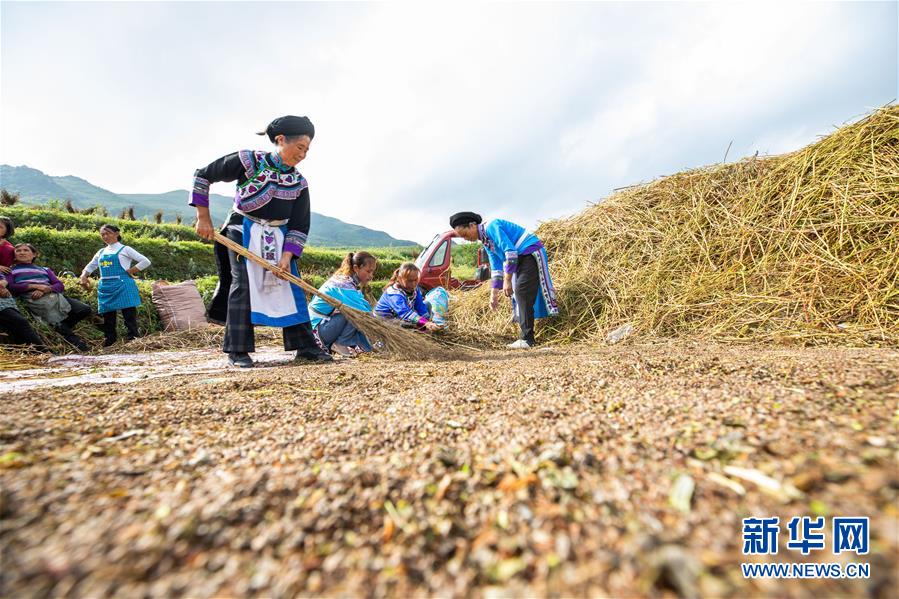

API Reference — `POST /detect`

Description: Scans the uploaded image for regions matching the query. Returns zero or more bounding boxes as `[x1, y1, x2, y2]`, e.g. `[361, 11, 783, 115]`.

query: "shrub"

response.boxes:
[10, 227, 217, 280]
[0, 205, 202, 241]
[296, 248, 402, 280]
[325, 245, 423, 261]
[366, 280, 387, 303]
[0, 190, 20, 206]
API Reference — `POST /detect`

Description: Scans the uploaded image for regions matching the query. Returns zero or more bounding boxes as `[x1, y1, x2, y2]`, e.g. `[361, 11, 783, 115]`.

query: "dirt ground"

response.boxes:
[1, 340, 897, 598]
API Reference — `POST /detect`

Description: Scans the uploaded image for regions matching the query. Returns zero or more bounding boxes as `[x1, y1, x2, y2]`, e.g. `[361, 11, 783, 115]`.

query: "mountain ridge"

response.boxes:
[0, 164, 419, 247]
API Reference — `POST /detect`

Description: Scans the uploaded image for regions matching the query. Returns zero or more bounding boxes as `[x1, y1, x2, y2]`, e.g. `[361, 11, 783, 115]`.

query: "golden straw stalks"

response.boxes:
[213, 232, 454, 360]
[450, 105, 899, 348]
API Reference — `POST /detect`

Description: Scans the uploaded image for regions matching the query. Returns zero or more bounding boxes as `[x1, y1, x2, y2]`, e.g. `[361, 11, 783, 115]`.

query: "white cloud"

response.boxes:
[554, 3, 864, 181]
[1, 1, 895, 244]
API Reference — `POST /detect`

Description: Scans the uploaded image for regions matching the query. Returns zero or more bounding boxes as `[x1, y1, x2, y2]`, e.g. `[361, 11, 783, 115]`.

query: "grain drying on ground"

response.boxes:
[1, 343, 897, 597]
[2, 107, 897, 598]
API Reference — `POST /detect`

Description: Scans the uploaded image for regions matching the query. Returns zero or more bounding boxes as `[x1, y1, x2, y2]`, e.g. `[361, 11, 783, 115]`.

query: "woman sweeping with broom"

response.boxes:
[190, 115, 332, 368]
[450, 212, 559, 348]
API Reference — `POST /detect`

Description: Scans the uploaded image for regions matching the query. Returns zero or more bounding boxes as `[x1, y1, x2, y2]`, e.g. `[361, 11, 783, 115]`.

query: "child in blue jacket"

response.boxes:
[374, 263, 441, 332]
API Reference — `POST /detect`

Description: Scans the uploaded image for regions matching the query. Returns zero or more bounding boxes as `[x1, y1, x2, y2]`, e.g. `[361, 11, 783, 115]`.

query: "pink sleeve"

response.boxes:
[0, 241, 13, 268]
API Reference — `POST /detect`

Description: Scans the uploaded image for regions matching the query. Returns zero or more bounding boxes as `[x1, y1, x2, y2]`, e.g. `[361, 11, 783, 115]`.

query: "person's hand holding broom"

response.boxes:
[274, 251, 299, 282]
[195, 207, 215, 241]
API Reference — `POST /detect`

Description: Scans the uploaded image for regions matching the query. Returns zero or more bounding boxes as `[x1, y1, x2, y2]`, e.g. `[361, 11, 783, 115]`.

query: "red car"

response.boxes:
[414, 230, 489, 291]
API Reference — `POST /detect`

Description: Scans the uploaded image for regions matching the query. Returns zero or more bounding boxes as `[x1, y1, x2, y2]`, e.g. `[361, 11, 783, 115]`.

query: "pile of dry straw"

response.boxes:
[452, 106, 898, 347]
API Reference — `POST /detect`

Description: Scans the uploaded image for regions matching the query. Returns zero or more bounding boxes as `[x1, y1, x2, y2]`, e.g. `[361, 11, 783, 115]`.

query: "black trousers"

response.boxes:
[514, 254, 540, 344]
[54, 296, 92, 349]
[0, 307, 48, 351]
[207, 239, 230, 326]
[221, 226, 317, 354]
[102, 307, 139, 344]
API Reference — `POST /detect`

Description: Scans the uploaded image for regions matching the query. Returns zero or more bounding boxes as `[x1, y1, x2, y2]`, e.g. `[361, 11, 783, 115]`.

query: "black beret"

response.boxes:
[449, 211, 482, 228]
[257, 115, 315, 143]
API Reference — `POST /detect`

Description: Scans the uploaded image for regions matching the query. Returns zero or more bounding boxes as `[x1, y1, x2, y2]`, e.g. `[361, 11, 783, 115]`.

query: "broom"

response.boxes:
[213, 232, 452, 360]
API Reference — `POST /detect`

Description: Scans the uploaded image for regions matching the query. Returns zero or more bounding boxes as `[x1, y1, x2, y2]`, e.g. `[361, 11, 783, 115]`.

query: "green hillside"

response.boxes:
[1, 204, 407, 282]
[1, 164, 420, 247]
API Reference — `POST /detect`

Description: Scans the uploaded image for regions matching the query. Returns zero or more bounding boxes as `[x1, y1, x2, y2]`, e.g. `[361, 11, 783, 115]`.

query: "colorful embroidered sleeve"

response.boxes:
[483, 248, 504, 290]
[284, 186, 311, 257]
[504, 251, 518, 274]
[189, 152, 245, 208]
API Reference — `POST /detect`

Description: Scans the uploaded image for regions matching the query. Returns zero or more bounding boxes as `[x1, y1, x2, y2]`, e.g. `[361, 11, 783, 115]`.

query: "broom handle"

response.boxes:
[212, 232, 349, 312]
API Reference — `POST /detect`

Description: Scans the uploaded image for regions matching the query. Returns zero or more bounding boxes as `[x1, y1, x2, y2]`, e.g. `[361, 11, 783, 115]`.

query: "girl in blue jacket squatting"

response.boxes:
[374, 263, 443, 332]
[450, 211, 559, 348]
[308, 251, 378, 357]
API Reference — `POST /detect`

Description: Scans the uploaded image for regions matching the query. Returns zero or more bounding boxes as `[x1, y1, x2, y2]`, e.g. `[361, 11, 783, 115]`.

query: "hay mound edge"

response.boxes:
[452, 105, 898, 348]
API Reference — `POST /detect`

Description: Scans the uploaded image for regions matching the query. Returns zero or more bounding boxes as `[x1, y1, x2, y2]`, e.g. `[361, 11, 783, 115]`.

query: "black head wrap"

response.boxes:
[449, 211, 482, 229]
[256, 115, 315, 143]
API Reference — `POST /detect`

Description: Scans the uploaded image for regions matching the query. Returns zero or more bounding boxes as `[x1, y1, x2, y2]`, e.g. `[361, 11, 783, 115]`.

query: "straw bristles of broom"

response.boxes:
[451, 105, 899, 348]
[213, 233, 456, 360]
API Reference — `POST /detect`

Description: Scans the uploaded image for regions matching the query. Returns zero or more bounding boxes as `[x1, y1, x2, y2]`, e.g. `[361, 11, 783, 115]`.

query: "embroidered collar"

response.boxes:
[390, 283, 416, 300]
[265, 152, 294, 173]
[478, 223, 495, 251]
[331, 273, 361, 290]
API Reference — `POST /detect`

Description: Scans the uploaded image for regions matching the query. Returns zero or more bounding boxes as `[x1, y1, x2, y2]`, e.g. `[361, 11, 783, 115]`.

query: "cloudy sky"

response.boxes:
[1, 1, 895, 244]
